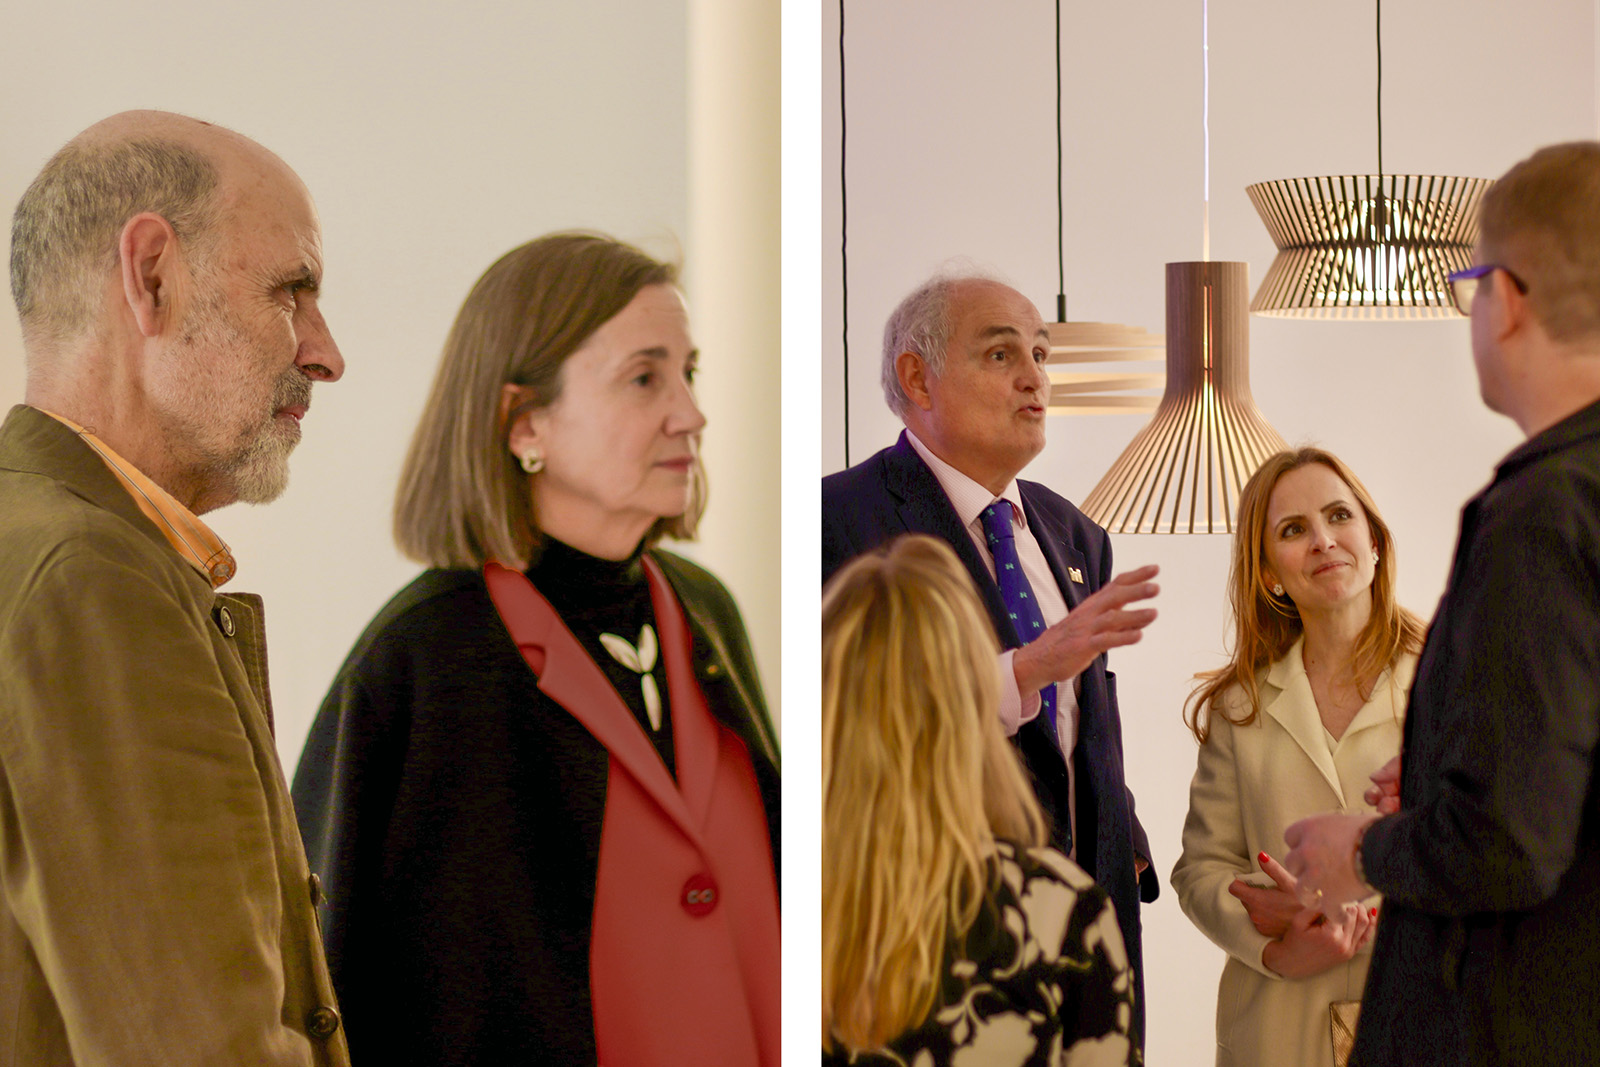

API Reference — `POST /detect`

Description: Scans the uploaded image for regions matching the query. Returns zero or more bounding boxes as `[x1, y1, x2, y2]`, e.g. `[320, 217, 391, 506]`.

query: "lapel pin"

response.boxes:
[1067, 567, 1084, 584]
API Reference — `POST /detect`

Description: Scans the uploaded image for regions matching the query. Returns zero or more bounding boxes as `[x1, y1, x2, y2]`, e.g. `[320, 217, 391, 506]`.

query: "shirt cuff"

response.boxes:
[997, 650, 1041, 736]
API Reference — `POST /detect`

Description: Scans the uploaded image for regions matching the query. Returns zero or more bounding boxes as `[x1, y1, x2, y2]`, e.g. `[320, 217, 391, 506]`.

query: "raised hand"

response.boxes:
[1284, 811, 1381, 917]
[1013, 565, 1159, 693]
[1229, 850, 1302, 939]
[1261, 900, 1378, 980]
[1363, 755, 1402, 814]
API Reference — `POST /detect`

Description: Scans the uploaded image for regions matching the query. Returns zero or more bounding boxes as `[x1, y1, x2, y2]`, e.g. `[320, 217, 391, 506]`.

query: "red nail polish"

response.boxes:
[1258, 851, 1268, 864]
[1369, 907, 1378, 918]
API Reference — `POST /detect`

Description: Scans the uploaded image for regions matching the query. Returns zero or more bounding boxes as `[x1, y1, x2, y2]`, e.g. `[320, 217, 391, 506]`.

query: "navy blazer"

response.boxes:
[823, 432, 1157, 1027]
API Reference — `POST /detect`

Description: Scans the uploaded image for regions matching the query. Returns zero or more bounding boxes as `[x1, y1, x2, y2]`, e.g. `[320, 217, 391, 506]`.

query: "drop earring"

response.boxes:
[519, 449, 544, 475]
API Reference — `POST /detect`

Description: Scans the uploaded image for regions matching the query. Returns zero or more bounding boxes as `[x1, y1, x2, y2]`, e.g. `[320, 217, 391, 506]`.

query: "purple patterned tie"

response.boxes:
[980, 500, 1059, 740]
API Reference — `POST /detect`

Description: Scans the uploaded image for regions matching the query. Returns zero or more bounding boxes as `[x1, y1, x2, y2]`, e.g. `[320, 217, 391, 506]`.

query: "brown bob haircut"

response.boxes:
[394, 232, 705, 569]
[1184, 447, 1425, 743]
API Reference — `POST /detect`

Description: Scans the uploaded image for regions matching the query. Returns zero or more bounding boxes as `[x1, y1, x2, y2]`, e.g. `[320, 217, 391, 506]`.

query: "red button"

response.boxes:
[682, 873, 718, 916]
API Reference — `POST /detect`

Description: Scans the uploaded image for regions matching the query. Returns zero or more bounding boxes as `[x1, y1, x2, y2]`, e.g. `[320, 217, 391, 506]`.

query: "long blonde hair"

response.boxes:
[821, 535, 1046, 1052]
[1185, 448, 1426, 743]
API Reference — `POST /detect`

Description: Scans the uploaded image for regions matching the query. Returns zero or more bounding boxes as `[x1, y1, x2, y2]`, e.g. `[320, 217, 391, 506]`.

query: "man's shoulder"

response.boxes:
[0, 466, 188, 595]
[821, 438, 909, 506]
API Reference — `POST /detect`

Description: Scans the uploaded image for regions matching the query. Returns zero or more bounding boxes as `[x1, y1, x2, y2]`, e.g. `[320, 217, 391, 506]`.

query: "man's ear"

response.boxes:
[896, 350, 935, 412]
[501, 383, 543, 458]
[118, 212, 183, 339]
[1488, 267, 1529, 346]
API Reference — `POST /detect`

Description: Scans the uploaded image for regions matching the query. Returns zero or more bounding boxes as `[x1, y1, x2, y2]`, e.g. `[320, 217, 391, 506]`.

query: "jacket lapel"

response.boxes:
[1261, 639, 1345, 799]
[1338, 651, 1415, 740]
[883, 433, 1020, 647]
[483, 563, 703, 846]
[1019, 486, 1090, 612]
[643, 557, 719, 827]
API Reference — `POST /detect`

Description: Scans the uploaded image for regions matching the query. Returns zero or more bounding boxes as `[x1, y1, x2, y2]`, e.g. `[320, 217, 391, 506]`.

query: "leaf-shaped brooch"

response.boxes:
[599, 623, 662, 731]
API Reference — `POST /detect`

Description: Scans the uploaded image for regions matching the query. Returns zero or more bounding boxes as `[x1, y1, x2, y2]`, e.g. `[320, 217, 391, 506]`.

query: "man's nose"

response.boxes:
[296, 302, 344, 382]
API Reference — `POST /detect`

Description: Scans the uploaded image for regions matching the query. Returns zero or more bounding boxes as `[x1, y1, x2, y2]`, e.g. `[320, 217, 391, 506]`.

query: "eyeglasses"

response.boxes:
[1447, 263, 1529, 314]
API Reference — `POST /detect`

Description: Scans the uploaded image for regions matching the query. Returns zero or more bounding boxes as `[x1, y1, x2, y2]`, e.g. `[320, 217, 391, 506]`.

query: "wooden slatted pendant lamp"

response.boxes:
[1247, 0, 1492, 319]
[1074, 0, 1287, 533]
[1045, 0, 1164, 415]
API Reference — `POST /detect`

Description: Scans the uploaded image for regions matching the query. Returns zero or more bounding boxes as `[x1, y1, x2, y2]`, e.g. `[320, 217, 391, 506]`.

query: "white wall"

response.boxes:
[821, 0, 1595, 1060]
[0, 0, 781, 776]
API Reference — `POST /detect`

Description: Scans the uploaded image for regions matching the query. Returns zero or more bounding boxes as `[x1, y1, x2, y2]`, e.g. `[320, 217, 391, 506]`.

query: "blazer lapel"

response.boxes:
[1339, 651, 1416, 740]
[483, 563, 702, 845]
[883, 433, 1020, 647]
[1020, 486, 1090, 611]
[643, 557, 719, 828]
[1261, 639, 1345, 799]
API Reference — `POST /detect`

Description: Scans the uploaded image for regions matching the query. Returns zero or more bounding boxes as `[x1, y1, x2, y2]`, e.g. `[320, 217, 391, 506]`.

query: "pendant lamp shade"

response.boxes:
[1045, 320, 1165, 415]
[1247, 175, 1492, 320]
[1082, 262, 1287, 534]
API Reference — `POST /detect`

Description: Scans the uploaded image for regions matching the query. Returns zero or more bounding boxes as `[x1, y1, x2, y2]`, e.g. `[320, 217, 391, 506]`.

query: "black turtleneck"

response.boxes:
[526, 537, 676, 778]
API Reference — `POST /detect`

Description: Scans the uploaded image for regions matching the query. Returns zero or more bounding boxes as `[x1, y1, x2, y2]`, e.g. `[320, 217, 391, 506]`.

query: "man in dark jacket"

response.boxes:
[822, 272, 1161, 1035]
[1285, 142, 1600, 1064]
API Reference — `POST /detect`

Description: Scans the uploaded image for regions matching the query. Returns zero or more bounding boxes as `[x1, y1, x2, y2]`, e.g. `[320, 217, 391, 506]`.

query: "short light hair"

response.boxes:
[1479, 141, 1600, 343]
[394, 232, 703, 569]
[879, 270, 1006, 417]
[821, 534, 1045, 1053]
[10, 138, 220, 346]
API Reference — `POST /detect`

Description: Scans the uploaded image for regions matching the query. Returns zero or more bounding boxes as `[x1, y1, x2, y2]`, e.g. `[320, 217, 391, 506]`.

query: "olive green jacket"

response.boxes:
[0, 405, 348, 1066]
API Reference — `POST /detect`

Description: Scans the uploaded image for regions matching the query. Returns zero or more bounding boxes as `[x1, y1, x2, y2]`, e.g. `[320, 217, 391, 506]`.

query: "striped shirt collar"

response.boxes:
[40, 409, 237, 587]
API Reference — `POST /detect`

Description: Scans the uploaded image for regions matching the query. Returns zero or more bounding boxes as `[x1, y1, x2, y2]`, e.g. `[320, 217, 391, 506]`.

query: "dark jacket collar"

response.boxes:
[1496, 395, 1600, 481]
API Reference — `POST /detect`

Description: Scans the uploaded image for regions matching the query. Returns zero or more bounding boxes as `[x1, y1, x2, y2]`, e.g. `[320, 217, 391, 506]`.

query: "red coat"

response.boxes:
[485, 558, 780, 1066]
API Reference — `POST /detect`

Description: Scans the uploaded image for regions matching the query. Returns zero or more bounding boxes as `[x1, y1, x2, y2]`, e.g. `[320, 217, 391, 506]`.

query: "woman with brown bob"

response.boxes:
[823, 534, 1138, 1067]
[292, 233, 779, 1067]
[1171, 448, 1425, 1067]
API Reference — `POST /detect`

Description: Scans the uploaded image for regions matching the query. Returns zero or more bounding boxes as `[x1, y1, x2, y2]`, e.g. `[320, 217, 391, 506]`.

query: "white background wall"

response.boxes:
[0, 0, 780, 781]
[822, 0, 1595, 1060]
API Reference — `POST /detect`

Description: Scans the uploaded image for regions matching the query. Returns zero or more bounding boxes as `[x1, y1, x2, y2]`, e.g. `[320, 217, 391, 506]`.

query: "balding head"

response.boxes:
[9, 110, 296, 351]
[9, 112, 342, 513]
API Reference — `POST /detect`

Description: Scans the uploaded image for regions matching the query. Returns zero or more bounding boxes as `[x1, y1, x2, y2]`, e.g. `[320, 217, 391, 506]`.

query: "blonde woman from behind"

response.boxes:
[822, 534, 1138, 1067]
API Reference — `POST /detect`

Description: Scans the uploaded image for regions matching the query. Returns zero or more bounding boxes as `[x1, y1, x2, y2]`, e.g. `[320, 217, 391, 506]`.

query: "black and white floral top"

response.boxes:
[824, 841, 1139, 1067]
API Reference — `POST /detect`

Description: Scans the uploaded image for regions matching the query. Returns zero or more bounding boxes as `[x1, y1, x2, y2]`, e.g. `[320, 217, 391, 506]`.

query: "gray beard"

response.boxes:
[212, 368, 312, 505]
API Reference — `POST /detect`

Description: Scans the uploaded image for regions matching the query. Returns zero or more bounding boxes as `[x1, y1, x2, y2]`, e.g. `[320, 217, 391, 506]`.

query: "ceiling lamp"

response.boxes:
[1247, 0, 1491, 319]
[1045, 0, 1164, 409]
[1074, 1, 1287, 533]
[1045, 320, 1163, 416]
[1081, 262, 1287, 534]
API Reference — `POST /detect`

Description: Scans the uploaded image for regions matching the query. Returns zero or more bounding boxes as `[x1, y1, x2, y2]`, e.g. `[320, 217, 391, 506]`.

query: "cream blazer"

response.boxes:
[1171, 639, 1416, 1067]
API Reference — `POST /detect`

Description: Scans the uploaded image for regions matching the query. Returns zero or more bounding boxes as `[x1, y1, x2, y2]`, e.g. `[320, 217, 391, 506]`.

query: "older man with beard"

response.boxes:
[0, 111, 349, 1066]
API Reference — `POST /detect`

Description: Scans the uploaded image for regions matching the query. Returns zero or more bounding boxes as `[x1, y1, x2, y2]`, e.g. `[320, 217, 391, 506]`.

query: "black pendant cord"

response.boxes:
[839, 0, 851, 467]
[1375, 0, 1384, 182]
[1375, 0, 1385, 231]
[1055, 0, 1066, 322]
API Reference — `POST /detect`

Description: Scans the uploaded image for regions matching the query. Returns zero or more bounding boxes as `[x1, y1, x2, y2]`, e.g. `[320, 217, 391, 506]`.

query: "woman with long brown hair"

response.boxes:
[1172, 448, 1425, 1067]
[823, 534, 1137, 1066]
